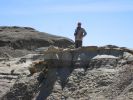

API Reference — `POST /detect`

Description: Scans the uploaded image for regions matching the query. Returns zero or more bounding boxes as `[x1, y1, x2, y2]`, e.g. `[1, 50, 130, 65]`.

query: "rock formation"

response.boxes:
[1, 45, 133, 100]
[0, 26, 133, 100]
[0, 26, 73, 100]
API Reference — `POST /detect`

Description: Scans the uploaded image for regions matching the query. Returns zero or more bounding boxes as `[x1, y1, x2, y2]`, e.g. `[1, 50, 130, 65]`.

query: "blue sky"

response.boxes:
[0, 0, 133, 48]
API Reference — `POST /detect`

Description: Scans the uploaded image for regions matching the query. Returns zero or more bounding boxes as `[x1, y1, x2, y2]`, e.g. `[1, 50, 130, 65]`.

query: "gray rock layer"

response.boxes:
[1, 46, 133, 100]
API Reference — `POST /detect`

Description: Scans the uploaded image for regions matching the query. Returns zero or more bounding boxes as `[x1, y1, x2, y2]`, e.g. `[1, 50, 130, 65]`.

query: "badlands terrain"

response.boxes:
[0, 26, 133, 100]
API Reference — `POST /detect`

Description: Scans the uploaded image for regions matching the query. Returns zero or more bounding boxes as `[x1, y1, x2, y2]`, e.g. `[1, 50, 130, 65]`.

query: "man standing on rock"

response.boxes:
[74, 22, 87, 48]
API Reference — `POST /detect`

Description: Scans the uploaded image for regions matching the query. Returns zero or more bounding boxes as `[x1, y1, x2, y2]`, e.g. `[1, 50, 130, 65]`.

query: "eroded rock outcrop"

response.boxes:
[1, 45, 133, 100]
[42, 45, 132, 68]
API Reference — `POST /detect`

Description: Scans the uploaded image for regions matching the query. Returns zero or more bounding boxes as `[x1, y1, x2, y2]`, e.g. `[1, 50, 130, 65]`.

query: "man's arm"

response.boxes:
[83, 28, 87, 36]
[74, 29, 77, 36]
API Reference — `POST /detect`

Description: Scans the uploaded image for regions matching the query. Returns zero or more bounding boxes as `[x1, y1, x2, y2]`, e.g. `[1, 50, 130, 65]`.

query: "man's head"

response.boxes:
[77, 22, 81, 27]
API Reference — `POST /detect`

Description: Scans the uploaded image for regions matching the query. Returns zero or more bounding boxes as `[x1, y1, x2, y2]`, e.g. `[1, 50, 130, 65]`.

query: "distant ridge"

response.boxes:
[0, 26, 74, 50]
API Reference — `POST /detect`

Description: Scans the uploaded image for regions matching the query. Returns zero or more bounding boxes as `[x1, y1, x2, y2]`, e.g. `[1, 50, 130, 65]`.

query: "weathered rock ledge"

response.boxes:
[1, 45, 133, 100]
[42, 45, 133, 68]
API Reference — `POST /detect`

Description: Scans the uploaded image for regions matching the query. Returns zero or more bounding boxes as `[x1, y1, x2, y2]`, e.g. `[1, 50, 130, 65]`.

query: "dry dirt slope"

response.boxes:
[0, 26, 74, 49]
[0, 26, 74, 58]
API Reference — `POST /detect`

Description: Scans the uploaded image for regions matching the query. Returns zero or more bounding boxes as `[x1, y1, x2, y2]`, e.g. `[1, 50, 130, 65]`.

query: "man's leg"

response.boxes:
[78, 40, 82, 47]
[75, 40, 82, 48]
[75, 40, 78, 48]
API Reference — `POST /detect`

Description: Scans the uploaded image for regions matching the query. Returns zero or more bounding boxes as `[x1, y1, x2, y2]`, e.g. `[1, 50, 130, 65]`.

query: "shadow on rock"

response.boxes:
[36, 66, 73, 100]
